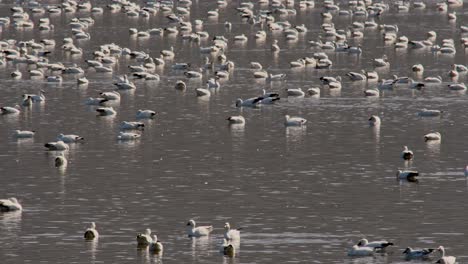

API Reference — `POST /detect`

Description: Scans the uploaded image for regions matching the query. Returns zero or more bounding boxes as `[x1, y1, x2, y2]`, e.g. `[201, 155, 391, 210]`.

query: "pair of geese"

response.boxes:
[83, 220, 241, 256]
[348, 238, 455, 263]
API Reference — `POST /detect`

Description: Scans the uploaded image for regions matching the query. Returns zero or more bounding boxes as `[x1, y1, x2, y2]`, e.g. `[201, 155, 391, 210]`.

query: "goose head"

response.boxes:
[357, 238, 368, 246]
[187, 219, 196, 227]
[402, 247, 411, 254]
[224, 222, 231, 231]
[235, 99, 243, 107]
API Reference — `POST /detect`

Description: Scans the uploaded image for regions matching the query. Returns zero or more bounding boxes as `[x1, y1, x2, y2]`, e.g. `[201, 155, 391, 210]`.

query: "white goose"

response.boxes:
[55, 155, 67, 167]
[100, 91, 120, 101]
[227, 116, 245, 125]
[0, 198, 22, 211]
[44, 140, 69, 151]
[120, 121, 144, 130]
[84, 222, 99, 240]
[448, 83, 466, 91]
[401, 146, 414, 160]
[424, 132, 441, 141]
[287, 88, 305, 97]
[418, 109, 442, 117]
[224, 222, 241, 241]
[348, 245, 374, 256]
[24, 90, 46, 102]
[136, 228, 153, 246]
[221, 239, 236, 257]
[364, 89, 379, 97]
[424, 76, 443, 83]
[136, 110, 156, 119]
[195, 87, 211, 97]
[436, 246, 456, 264]
[356, 238, 394, 250]
[1, 105, 21, 114]
[285, 115, 307, 127]
[149, 235, 163, 253]
[117, 131, 141, 140]
[13, 130, 35, 138]
[368, 115, 381, 126]
[96, 107, 116, 116]
[403, 247, 435, 260]
[235, 97, 262, 107]
[186, 219, 213, 237]
[396, 170, 419, 181]
[57, 133, 84, 143]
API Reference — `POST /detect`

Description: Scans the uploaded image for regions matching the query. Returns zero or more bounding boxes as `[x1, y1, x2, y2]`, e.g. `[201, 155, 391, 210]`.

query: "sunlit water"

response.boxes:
[0, 0, 467, 263]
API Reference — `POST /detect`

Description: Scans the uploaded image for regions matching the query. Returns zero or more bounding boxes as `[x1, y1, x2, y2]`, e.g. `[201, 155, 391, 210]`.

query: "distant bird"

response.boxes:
[0, 198, 22, 212]
[117, 132, 141, 140]
[396, 170, 419, 181]
[235, 97, 261, 107]
[84, 222, 99, 240]
[221, 239, 235, 257]
[136, 110, 156, 119]
[136, 228, 153, 246]
[149, 235, 163, 253]
[348, 245, 374, 256]
[435, 246, 456, 264]
[1, 105, 21, 114]
[402, 247, 435, 260]
[186, 219, 213, 237]
[55, 155, 67, 167]
[424, 132, 441, 141]
[418, 109, 442, 117]
[44, 140, 69, 151]
[227, 116, 245, 125]
[120, 121, 144, 130]
[224, 222, 241, 241]
[368, 115, 381, 126]
[13, 130, 35, 138]
[96, 107, 117, 116]
[401, 146, 414, 160]
[285, 115, 307, 127]
[57, 133, 84, 143]
[356, 238, 394, 250]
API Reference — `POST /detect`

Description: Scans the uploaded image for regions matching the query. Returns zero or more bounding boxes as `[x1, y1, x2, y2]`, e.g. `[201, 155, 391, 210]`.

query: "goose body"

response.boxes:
[57, 133, 84, 143]
[424, 132, 441, 141]
[368, 115, 381, 126]
[403, 247, 435, 259]
[84, 222, 99, 240]
[285, 115, 307, 126]
[100, 91, 120, 101]
[287, 88, 305, 97]
[96, 107, 116, 116]
[236, 97, 262, 107]
[136, 110, 156, 119]
[448, 83, 466, 91]
[221, 239, 236, 257]
[0, 198, 22, 212]
[364, 89, 379, 97]
[227, 116, 245, 125]
[137, 229, 153, 246]
[348, 245, 374, 256]
[120, 121, 144, 130]
[14, 130, 35, 138]
[397, 170, 419, 181]
[195, 88, 211, 97]
[436, 246, 456, 264]
[44, 140, 69, 151]
[401, 146, 414, 160]
[55, 155, 67, 167]
[418, 109, 442, 117]
[224, 222, 241, 241]
[149, 235, 163, 253]
[1, 105, 20, 114]
[186, 219, 213, 237]
[357, 239, 394, 250]
[117, 131, 141, 140]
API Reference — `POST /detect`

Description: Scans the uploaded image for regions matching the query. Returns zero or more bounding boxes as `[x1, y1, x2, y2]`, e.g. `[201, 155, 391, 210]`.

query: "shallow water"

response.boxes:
[0, 0, 467, 263]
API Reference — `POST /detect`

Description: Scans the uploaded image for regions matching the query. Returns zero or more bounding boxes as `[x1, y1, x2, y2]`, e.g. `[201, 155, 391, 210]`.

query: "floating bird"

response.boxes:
[221, 239, 235, 257]
[96, 107, 116, 116]
[424, 132, 441, 141]
[57, 134, 84, 143]
[136, 110, 156, 119]
[348, 245, 374, 256]
[402, 247, 435, 260]
[55, 155, 67, 167]
[235, 97, 261, 107]
[84, 222, 99, 240]
[44, 140, 69, 151]
[397, 170, 419, 181]
[13, 130, 35, 138]
[368, 115, 381, 126]
[435, 246, 456, 264]
[401, 146, 414, 160]
[186, 219, 213, 237]
[136, 228, 153, 246]
[356, 238, 394, 250]
[224, 222, 241, 242]
[284, 115, 307, 127]
[149, 235, 163, 253]
[1, 105, 21, 114]
[227, 116, 245, 125]
[117, 132, 141, 140]
[120, 121, 144, 130]
[418, 109, 442, 117]
[0, 198, 22, 212]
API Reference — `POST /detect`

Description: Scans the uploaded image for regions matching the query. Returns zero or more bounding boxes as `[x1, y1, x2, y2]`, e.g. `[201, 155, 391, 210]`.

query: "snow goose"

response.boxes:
[207, 8, 219, 18]
[224, 222, 241, 241]
[234, 34, 248, 42]
[346, 71, 366, 81]
[96, 107, 116, 116]
[120, 121, 144, 130]
[47, 76, 63, 83]
[372, 55, 389, 67]
[378, 79, 395, 89]
[259, 96, 280, 104]
[307, 87, 320, 96]
[287, 88, 305, 97]
[261, 89, 280, 99]
[424, 76, 443, 83]
[285, 115, 307, 127]
[448, 83, 466, 91]
[236, 97, 262, 107]
[0, 198, 22, 212]
[290, 59, 306, 68]
[348, 245, 374, 256]
[136, 110, 156, 119]
[328, 78, 342, 89]
[11, 70, 22, 79]
[368, 115, 381, 126]
[55, 155, 67, 167]
[118, 131, 141, 140]
[184, 69, 203, 79]
[207, 78, 220, 89]
[186, 219, 213, 237]
[436, 246, 456, 264]
[195, 87, 211, 97]
[409, 79, 425, 89]
[271, 40, 280, 53]
[114, 75, 136, 90]
[221, 239, 236, 257]
[84, 222, 99, 240]
[44, 140, 69, 151]
[149, 235, 163, 253]
[412, 64, 424, 73]
[13, 130, 35, 138]
[356, 239, 394, 250]
[364, 89, 379, 97]
[397, 170, 419, 181]
[85, 97, 107, 106]
[136, 229, 153, 246]
[403, 247, 435, 260]
[418, 109, 442, 117]
[57, 134, 84, 143]
[21, 96, 33, 107]
[160, 46, 175, 58]
[253, 70, 268, 79]
[401, 146, 414, 160]
[26, 90, 46, 102]
[250, 62, 263, 70]
[227, 116, 245, 125]
[269, 73, 286, 81]
[175, 80, 187, 91]
[424, 132, 441, 141]
[100, 91, 120, 101]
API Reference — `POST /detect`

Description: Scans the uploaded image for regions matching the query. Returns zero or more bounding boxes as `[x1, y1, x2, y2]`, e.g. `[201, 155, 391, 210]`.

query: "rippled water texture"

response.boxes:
[0, 0, 468, 263]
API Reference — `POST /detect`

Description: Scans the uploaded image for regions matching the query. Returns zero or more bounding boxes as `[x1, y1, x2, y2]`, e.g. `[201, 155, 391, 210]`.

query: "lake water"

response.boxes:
[0, 0, 467, 263]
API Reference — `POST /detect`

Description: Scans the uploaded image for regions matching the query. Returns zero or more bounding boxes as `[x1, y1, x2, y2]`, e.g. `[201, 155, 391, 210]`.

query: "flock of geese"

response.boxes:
[0, 0, 466, 262]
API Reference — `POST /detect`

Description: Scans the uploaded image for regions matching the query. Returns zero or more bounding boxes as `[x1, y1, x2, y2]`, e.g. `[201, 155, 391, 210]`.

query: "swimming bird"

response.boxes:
[424, 132, 441, 141]
[57, 134, 84, 143]
[0, 198, 22, 212]
[364, 89, 379, 97]
[1, 105, 21, 114]
[348, 245, 374, 256]
[418, 109, 442, 117]
[221, 239, 235, 257]
[186, 219, 213, 237]
[117, 131, 141, 140]
[448, 83, 466, 91]
[100, 91, 121, 101]
[227, 116, 245, 125]
[84, 222, 99, 240]
[137, 228, 153, 246]
[224, 222, 241, 241]
[96, 107, 116, 116]
[120, 121, 144, 130]
[149, 235, 163, 253]
[396, 170, 419, 181]
[368, 115, 381, 126]
[285, 115, 307, 127]
[287, 88, 305, 97]
[435, 246, 456, 264]
[356, 238, 394, 250]
[24, 90, 46, 102]
[307, 88, 320, 96]
[136, 110, 156, 119]
[21, 96, 33, 107]
[175, 80, 187, 91]
[13, 130, 35, 138]
[44, 140, 69, 151]
[195, 87, 211, 97]
[271, 40, 280, 53]
[235, 97, 262, 107]
[401, 146, 414, 160]
[55, 155, 67, 167]
[402, 247, 435, 260]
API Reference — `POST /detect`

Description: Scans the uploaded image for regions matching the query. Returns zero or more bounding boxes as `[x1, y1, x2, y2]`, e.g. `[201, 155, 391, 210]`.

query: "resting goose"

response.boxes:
[368, 115, 381, 126]
[55, 155, 67, 167]
[13, 130, 35, 138]
[120, 121, 144, 130]
[0, 198, 22, 211]
[285, 115, 307, 127]
[137, 228, 153, 246]
[418, 109, 442, 117]
[346, 71, 366, 81]
[149, 235, 163, 253]
[424, 76, 442, 83]
[96, 107, 116, 116]
[44, 140, 69, 151]
[57, 133, 84, 143]
[221, 239, 235, 257]
[424, 132, 441, 141]
[287, 88, 305, 97]
[348, 245, 374, 256]
[364, 89, 379, 97]
[448, 83, 466, 91]
[84, 222, 99, 240]
[357, 238, 394, 250]
[118, 131, 140, 140]
[403, 247, 435, 260]
[307, 87, 320, 96]
[224, 222, 241, 241]
[235, 97, 262, 107]
[436, 246, 456, 264]
[1, 105, 21, 114]
[136, 110, 156, 119]
[100, 91, 120, 101]
[396, 170, 419, 181]
[227, 116, 245, 125]
[401, 146, 414, 160]
[186, 219, 213, 237]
